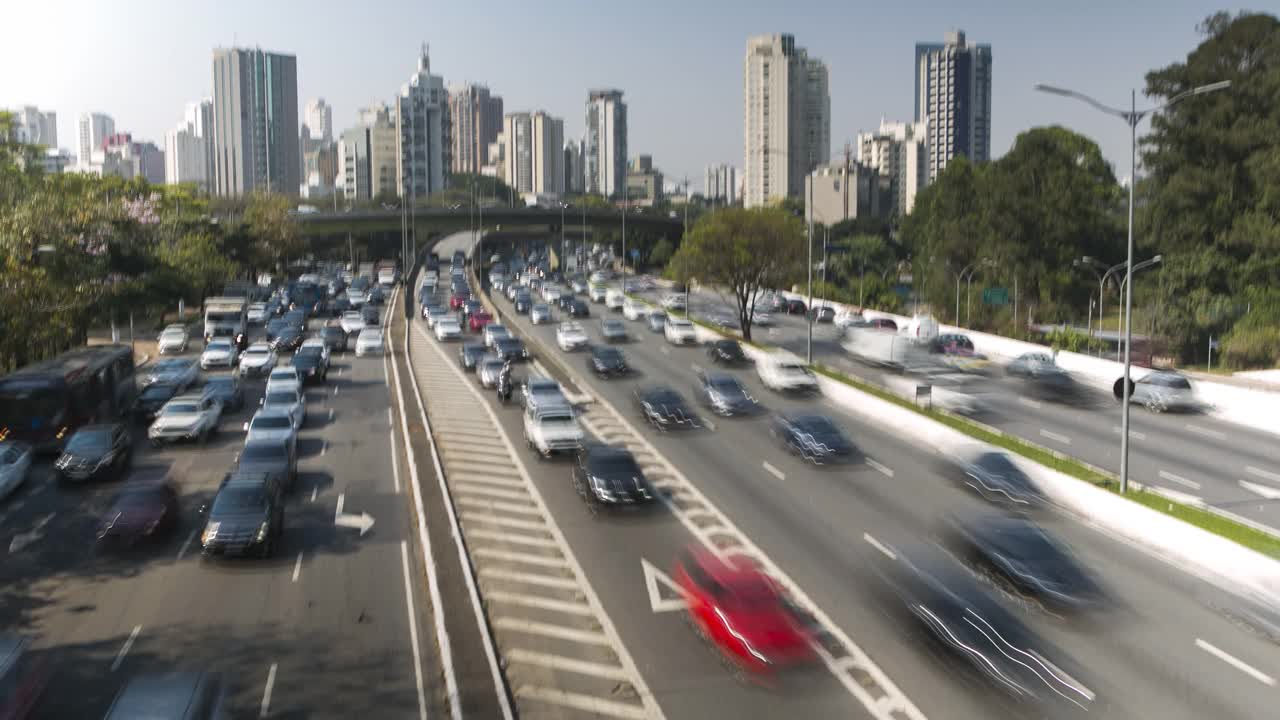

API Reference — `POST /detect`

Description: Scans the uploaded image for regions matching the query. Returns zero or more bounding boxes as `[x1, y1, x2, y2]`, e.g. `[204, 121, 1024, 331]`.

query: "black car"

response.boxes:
[695, 371, 758, 416]
[569, 299, 590, 318]
[290, 347, 328, 383]
[771, 413, 856, 464]
[366, 286, 386, 305]
[200, 472, 285, 558]
[272, 326, 304, 353]
[785, 299, 807, 315]
[459, 343, 488, 371]
[361, 306, 381, 327]
[134, 381, 182, 422]
[54, 423, 133, 483]
[707, 339, 749, 365]
[945, 514, 1105, 613]
[809, 306, 836, 323]
[954, 451, 1044, 509]
[589, 345, 629, 377]
[557, 295, 576, 312]
[514, 293, 532, 314]
[203, 376, 245, 413]
[634, 386, 697, 430]
[571, 444, 655, 513]
[319, 326, 348, 352]
[332, 296, 352, 316]
[283, 309, 307, 328]
[494, 337, 528, 362]
[264, 318, 288, 342]
[235, 437, 297, 491]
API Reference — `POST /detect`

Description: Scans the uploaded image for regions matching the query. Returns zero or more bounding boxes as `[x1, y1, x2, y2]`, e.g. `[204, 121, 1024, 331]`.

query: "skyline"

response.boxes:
[3, 0, 1226, 188]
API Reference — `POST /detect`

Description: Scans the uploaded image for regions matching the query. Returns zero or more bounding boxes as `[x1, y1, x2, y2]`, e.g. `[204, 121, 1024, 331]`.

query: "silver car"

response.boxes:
[243, 407, 299, 446]
[483, 324, 511, 348]
[149, 392, 223, 445]
[0, 441, 33, 502]
[157, 327, 189, 354]
[261, 386, 306, 430]
[477, 355, 506, 388]
[530, 304, 553, 325]
[1124, 371, 1202, 413]
[144, 358, 199, 390]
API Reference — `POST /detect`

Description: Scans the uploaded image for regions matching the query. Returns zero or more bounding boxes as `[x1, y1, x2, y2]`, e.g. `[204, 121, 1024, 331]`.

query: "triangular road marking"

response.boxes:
[642, 557, 691, 612]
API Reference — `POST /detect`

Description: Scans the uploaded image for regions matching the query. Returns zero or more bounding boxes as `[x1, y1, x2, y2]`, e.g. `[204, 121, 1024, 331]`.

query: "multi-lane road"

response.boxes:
[406, 230, 1279, 720]
[1, 300, 442, 717]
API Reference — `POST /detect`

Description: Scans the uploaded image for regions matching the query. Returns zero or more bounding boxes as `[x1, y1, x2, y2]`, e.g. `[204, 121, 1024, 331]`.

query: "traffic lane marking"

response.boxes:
[1039, 428, 1072, 445]
[1245, 466, 1280, 484]
[865, 458, 894, 477]
[1158, 470, 1201, 490]
[1185, 424, 1226, 441]
[292, 552, 303, 582]
[1195, 638, 1276, 686]
[259, 663, 278, 718]
[1114, 425, 1147, 441]
[762, 461, 786, 481]
[110, 625, 142, 671]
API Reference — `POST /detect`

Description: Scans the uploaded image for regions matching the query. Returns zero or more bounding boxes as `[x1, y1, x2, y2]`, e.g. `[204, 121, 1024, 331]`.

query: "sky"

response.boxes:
[2, 0, 1251, 189]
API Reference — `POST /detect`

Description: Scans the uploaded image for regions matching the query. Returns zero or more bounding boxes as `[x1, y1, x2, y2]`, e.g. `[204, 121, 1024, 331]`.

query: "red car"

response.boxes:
[468, 311, 494, 333]
[673, 547, 816, 681]
[449, 292, 470, 310]
[96, 481, 180, 548]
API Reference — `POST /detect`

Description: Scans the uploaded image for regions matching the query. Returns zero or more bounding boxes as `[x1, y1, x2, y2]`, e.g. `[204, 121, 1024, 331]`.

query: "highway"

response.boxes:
[0, 300, 441, 717]
[414, 230, 1280, 719]
[628, 283, 1280, 534]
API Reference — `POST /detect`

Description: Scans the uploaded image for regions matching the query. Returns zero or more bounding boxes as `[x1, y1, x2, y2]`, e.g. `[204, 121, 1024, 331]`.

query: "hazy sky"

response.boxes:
[2, 1, 1244, 188]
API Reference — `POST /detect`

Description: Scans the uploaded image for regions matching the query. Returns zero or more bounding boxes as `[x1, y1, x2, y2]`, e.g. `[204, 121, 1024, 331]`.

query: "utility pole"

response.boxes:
[806, 152, 814, 364]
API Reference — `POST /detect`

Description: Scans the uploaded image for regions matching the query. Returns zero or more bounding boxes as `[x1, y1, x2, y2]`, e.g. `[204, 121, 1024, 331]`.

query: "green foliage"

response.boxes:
[1043, 326, 1103, 354]
[648, 238, 674, 267]
[244, 191, 303, 270]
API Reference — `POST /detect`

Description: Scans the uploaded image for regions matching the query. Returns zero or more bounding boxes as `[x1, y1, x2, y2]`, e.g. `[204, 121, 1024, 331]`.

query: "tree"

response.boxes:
[648, 238, 674, 267]
[667, 207, 804, 341]
[244, 192, 303, 271]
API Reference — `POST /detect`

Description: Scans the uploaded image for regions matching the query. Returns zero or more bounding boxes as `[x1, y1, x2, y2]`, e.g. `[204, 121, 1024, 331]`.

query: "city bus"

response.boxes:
[0, 345, 137, 452]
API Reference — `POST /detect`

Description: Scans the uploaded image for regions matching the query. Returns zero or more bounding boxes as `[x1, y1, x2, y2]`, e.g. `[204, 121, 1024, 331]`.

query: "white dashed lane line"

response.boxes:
[1158, 470, 1201, 490]
[1245, 466, 1280, 484]
[866, 458, 894, 477]
[1195, 639, 1276, 686]
[110, 625, 142, 671]
[1114, 425, 1147, 441]
[762, 461, 786, 481]
[259, 663, 278, 718]
[1039, 428, 1071, 445]
[1185, 424, 1226, 441]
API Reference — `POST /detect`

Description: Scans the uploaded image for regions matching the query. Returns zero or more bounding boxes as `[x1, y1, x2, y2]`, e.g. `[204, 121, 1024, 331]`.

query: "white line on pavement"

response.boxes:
[1185, 424, 1226, 441]
[1158, 470, 1201, 490]
[1246, 466, 1280, 484]
[1114, 426, 1147, 441]
[1017, 396, 1043, 409]
[110, 625, 141, 671]
[292, 552, 303, 582]
[333, 385, 339, 396]
[866, 458, 895, 477]
[863, 533, 897, 560]
[1195, 638, 1276, 686]
[328, 407, 334, 421]
[310, 487, 317, 503]
[176, 530, 197, 560]
[506, 649, 630, 681]
[337, 367, 343, 377]
[320, 439, 327, 457]
[400, 540, 430, 720]
[492, 618, 611, 646]
[259, 663, 278, 718]
[762, 461, 786, 481]
[1039, 428, 1072, 445]
[1239, 480, 1280, 500]
[389, 415, 402, 494]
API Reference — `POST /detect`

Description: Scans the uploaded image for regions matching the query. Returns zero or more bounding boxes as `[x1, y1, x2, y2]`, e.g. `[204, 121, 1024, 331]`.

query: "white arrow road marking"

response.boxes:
[1196, 639, 1276, 686]
[8, 512, 55, 553]
[1239, 480, 1280, 501]
[641, 557, 691, 612]
[334, 493, 375, 535]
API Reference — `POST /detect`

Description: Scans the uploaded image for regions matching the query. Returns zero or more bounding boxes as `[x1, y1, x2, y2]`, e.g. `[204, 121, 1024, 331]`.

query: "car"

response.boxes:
[346, 288, 367, 308]
[601, 319, 628, 343]
[543, 285, 563, 304]
[468, 310, 494, 333]
[272, 325, 304, 353]
[0, 441, 33, 501]
[571, 280, 589, 294]
[661, 294, 686, 311]
[783, 298, 807, 315]
[706, 311, 740, 331]
[530, 304, 553, 325]
[557, 294, 577, 312]
[523, 404, 585, 457]
[201, 471, 286, 558]
[450, 292, 470, 310]
[494, 336, 529, 362]
[365, 285, 386, 305]
[1123, 371, 1202, 413]
[930, 334, 992, 374]
[522, 376, 570, 412]
[751, 311, 775, 327]
[809, 305, 836, 323]
[634, 386, 697, 430]
[673, 546, 816, 680]
[1006, 352, 1056, 378]
[203, 375, 245, 413]
[605, 288, 626, 311]
[459, 343, 488, 371]
[134, 381, 182, 422]
[435, 317, 463, 342]
[96, 480, 180, 547]
[319, 325, 348, 352]
[708, 339, 749, 365]
[569, 299, 591, 317]
[952, 450, 1044, 509]
[237, 343, 277, 379]
[556, 321, 590, 351]
[355, 328, 385, 356]
[572, 444, 655, 513]
[589, 285, 608, 303]
[476, 355, 505, 389]
[695, 371, 758, 416]
[339, 311, 366, 335]
[646, 311, 668, 332]
[514, 293, 533, 314]
[423, 305, 448, 327]
[664, 317, 698, 345]
[588, 345, 629, 377]
[247, 303, 268, 325]
[264, 317, 288, 341]
[771, 413, 855, 464]
[506, 283, 520, 301]
[148, 392, 222, 446]
[143, 358, 199, 390]
[199, 339, 238, 370]
[243, 407, 299, 451]
[103, 671, 228, 720]
[261, 385, 305, 430]
[756, 352, 819, 393]
[483, 324, 510, 348]
[265, 366, 303, 396]
[157, 326, 189, 355]
[290, 345, 329, 383]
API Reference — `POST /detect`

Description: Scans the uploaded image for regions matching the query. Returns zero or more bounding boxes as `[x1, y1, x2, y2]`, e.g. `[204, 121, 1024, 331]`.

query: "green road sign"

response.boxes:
[983, 287, 1009, 305]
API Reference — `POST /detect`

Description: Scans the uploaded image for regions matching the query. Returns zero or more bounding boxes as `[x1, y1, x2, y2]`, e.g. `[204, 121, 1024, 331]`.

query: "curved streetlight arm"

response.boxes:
[1034, 84, 1128, 118]
[1036, 80, 1231, 125]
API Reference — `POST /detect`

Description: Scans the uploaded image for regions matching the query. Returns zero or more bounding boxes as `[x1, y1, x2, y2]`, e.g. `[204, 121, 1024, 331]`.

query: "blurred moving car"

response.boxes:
[134, 381, 182, 423]
[469, 310, 494, 333]
[148, 392, 222, 446]
[952, 450, 1044, 509]
[707, 339, 749, 366]
[435, 317, 463, 342]
[0, 634, 48, 719]
[104, 671, 226, 720]
[260, 385, 305, 430]
[203, 375, 244, 414]
[54, 423, 133, 483]
[673, 547, 816, 681]
[530, 304, 553, 325]
[523, 377, 569, 412]
[339, 311, 366, 335]
[319, 325, 348, 352]
[929, 334, 992, 374]
[756, 353, 819, 394]
[201, 472, 285, 558]
[355, 328, 386, 356]
[569, 299, 591, 318]
[237, 343, 277, 379]
[664, 317, 697, 345]
[588, 345, 629, 377]
[477, 355, 506, 389]
[771, 413, 855, 464]
[1120, 371, 1203, 413]
[572, 444, 655, 513]
[459, 343, 487, 371]
[661, 294, 686, 311]
[199, 339, 238, 370]
[601, 319, 628, 343]
[157, 326, 189, 355]
[494, 337, 528, 363]
[809, 306, 836, 323]
[247, 303, 268, 325]
[556, 321, 589, 351]
[695, 371, 758, 416]
[646, 311, 668, 332]
[143, 358, 199, 390]
[605, 288, 626, 311]
[622, 298, 648, 321]
[1006, 352, 1056, 378]
[96, 481, 180, 547]
[423, 304, 447, 327]
[0, 440, 34, 501]
[271, 325, 304, 353]
[483, 324, 510, 348]
[634, 386, 697, 431]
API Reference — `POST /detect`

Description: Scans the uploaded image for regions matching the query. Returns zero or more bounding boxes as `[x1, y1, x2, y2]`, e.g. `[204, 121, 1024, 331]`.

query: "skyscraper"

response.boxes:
[704, 164, 738, 205]
[211, 47, 300, 196]
[857, 120, 929, 216]
[564, 139, 584, 194]
[10, 106, 57, 148]
[77, 112, 115, 170]
[743, 34, 830, 208]
[337, 104, 397, 201]
[449, 84, 503, 175]
[585, 89, 627, 198]
[915, 30, 992, 180]
[395, 45, 451, 200]
[305, 98, 333, 143]
[503, 111, 563, 197]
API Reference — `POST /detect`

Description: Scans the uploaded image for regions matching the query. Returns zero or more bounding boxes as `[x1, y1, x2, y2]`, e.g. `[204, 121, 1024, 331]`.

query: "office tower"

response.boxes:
[449, 84, 503, 175]
[336, 104, 397, 201]
[305, 98, 333, 142]
[9, 106, 57, 147]
[77, 112, 115, 170]
[743, 34, 830, 207]
[585, 89, 627, 198]
[564, 139, 584, 194]
[626, 156, 663, 206]
[211, 47, 300, 195]
[395, 45, 450, 200]
[503, 111, 563, 197]
[165, 124, 208, 187]
[856, 120, 929, 216]
[704, 164, 738, 204]
[915, 30, 992, 180]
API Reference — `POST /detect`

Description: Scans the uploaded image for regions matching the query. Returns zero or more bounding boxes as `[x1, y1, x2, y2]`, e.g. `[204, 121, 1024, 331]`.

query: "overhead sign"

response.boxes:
[983, 287, 1009, 306]
[641, 558, 691, 612]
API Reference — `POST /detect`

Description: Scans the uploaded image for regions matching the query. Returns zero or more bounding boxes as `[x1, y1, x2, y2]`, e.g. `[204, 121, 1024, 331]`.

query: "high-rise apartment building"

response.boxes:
[77, 112, 115, 170]
[856, 119, 929, 216]
[165, 125, 208, 187]
[395, 45, 451, 200]
[10, 106, 57, 147]
[915, 30, 992, 181]
[743, 34, 830, 208]
[503, 111, 563, 197]
[564, 139, 584, 194]
[305, 98, 333, 142]
[704, 164, 738, 204]
[337, 104, 397, 201]
[211, 47, 300, 196]
[585, 89, 627, 198]
[449, 84, 503, 175]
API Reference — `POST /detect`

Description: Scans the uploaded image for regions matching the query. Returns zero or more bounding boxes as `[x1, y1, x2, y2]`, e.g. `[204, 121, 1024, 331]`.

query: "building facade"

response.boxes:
[915, 30, 992, 181]
[626, 155, 663, 206]
[211, 47, 300, 196]
[164, 125, 208, 187]
[856, 119, 928, 216]
[704, 164, 737, 204]
[585, 89, 627, 198]
[336, 104, 398, 201]
[10, 106, 57, 147]
[804, 163, 880, 225]
[564, 139, 584, 194]
[503, 111, 563, 197]
[395, 45, 451, 200]
[77, 112, 115, 170]
[305, 98, 333, 142]
[743, 34, 830, 208]
[449, 84, 503, 176]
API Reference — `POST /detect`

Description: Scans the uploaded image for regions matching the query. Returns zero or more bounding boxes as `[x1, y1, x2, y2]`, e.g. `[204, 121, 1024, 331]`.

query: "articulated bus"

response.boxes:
[0, 345, 137, 453]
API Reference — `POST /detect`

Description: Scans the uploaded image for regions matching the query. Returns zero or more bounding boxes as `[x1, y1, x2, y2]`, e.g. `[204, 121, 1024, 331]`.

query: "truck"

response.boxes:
[522, 404, 585, 458]
[842, 326, 915, 369]
[202, 297, 248, 342]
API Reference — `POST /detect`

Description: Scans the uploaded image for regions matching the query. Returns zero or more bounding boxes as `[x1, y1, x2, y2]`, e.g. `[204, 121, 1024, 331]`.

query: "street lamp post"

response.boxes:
[1116, 255, 1164, 361]
[559, 202, 568, 272]
[1037, 78, 1229, 494]
[954, 259, 993, 326]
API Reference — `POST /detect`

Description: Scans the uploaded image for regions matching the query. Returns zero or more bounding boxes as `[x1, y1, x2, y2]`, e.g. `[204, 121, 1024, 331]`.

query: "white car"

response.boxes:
[543, 286, 562, 303]
[556, 321, 590, 351]
[833, 308, 864, 328]
[757, 352, 820, 393]
[483, 324, 510, 348]
[664, 317, 697, 345]
[157, 327, 189, 354]
[605, 289, 626, 311]
[589, 285, 608, 303]
[238, 343, 277, 378]
[148, 393, 223, 445]
[661, 294, 687, 311]
[347, 290, 367, 308]
[622, 299, 648, 321]
[243, 407, 299, 446]
[247, 303, 268, 325]
[530, 304, 553, 325]
[523, 405, 585, 458]
[265, 367, 303, 396]
[435, 318, 463, 342]
[200, 339, 238, 369]
[261, 386, 306, 430]
[340, 311, 366, 335]
[0, 441, 33, 502]
[355, 328, 386, 356]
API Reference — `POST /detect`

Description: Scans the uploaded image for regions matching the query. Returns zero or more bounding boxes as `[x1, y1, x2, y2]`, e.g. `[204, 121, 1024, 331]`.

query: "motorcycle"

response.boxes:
[497, 372, 514, 405]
